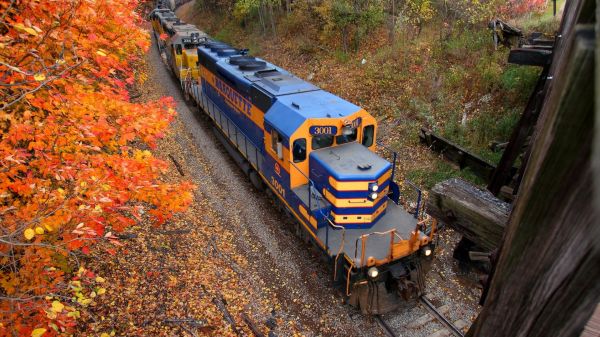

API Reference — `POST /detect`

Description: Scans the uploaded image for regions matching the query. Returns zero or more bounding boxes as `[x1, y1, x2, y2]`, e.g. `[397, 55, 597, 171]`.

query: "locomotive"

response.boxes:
[150, 4, 437, 314]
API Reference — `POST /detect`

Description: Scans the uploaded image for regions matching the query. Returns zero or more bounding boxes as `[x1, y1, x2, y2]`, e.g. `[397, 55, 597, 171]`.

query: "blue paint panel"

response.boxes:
[310, 154, 391, 181]
[201, 77, 263, 148]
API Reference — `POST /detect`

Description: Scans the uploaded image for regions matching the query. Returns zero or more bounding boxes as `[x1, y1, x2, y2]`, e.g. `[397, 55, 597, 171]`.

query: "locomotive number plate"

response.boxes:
[309, 126, 337, 135]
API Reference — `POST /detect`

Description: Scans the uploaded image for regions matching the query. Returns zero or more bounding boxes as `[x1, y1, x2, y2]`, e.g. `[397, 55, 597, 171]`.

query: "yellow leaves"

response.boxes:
[31, 328, 46, 337]
[67, 310, 80, 318]
[134, 149, 152, 161]
[33, 73, 46, 81]
[13, 23, 39, 36]
[96, 49, 108, 57]
[35, 227, 45, 235]
[96, 287, 106, 295]
[24, 228, 35, 240]
[95, 276, 105, 283]
[77, 297, 93, 306]
[51, 300, 64, 313]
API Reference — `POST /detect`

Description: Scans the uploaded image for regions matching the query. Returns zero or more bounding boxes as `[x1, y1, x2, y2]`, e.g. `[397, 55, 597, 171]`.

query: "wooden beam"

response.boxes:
[487, 65, 548, 195]
[426, 178, 509, 251]
[419, 128, 500, 182]
[467, 8, 598, 335]
[508, 48, 552, 66]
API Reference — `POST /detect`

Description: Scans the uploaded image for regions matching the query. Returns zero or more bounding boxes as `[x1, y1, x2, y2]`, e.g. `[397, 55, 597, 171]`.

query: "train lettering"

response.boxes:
[270, 176, 286, 197]
[214, 77, 252, 116]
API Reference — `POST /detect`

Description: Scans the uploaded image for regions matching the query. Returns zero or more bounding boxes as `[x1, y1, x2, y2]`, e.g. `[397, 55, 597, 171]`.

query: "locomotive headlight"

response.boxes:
[367, 267, 379, 279]
[423, 246, 432, 257]
[369, 183, 379, 192]
[369, 192, 378, 200]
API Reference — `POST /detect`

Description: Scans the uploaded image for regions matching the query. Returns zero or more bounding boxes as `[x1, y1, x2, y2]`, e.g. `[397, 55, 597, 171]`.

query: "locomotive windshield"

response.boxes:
[312, 134, 334, 150]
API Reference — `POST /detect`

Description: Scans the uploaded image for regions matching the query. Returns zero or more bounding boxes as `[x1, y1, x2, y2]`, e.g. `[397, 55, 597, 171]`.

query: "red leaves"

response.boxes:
[0, 0, 193, 333]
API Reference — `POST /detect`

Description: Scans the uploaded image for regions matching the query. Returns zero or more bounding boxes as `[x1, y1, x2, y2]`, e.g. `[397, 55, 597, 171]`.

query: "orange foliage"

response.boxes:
[0, 0, 193, 335]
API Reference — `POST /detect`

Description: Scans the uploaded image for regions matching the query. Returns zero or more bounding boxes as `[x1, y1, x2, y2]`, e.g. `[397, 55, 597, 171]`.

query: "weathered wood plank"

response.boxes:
[467, 2, 598, 333]
[427, 178, 509, 251]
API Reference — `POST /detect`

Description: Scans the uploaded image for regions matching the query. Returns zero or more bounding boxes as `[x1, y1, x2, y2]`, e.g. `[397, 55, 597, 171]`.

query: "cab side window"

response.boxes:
[293, 138, 306, 163]
[362, 125, 374, 147]
[271, 129, 283, 160]
[175, 44, 183, 55]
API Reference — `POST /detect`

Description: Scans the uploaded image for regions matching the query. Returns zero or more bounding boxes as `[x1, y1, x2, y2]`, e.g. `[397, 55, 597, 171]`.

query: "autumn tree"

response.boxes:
[0, 0, 193, 335]
[316, 0, 385, 52]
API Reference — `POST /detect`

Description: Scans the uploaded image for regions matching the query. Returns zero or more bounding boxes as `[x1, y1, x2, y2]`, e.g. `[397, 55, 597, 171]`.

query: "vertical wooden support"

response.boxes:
[467, 0, 597, 333]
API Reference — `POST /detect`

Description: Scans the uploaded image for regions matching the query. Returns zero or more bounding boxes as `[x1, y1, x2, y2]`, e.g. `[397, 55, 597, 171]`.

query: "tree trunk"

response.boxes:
[258, 0, 266, 34]
[268, 0, 276, 36]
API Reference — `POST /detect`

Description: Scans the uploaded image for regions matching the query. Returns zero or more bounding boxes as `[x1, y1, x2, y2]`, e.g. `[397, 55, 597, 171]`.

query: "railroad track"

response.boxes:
[375, 315, 397, 337]
[375, 296, 468, 337]
[419, 296, 465, 337]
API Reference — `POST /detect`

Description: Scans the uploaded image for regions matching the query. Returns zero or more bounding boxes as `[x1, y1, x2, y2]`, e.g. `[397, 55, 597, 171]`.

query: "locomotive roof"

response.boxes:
[165, 22, 198, 36]
[265, 90, 360, 138]
[171, 30, 208, 46]
[311, 142, 391, 180]
[198, 42, 361, 139]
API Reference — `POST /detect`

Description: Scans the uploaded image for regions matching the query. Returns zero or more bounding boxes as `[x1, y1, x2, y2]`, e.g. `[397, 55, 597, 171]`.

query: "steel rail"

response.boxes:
[374, 315, 398, 337]
[419, 296, 465, 337]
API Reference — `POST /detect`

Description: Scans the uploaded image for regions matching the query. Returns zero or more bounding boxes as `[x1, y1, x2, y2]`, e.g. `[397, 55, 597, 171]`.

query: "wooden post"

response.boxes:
[467, 0, 598, 335]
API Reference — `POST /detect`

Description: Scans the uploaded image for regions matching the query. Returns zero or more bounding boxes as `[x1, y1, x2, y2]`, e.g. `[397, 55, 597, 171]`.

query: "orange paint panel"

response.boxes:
[323, 186, 389, 208]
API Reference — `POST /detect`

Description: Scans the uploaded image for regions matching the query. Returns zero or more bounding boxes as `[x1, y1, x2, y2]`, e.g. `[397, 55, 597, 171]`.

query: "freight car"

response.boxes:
[151, 5, 437, 314]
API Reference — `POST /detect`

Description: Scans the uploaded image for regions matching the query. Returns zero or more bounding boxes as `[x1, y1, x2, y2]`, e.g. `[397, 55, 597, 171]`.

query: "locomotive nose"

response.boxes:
[309, 143, 392, 228]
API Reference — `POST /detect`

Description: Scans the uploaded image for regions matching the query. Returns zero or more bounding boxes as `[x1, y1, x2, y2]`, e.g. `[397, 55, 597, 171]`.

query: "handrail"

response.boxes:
[405, 180, 423, 219]
[353, 228, 404, 268]
[288, 160, 327, 214]
[376, 141, 398, 181]
[288, 160, 352, 291]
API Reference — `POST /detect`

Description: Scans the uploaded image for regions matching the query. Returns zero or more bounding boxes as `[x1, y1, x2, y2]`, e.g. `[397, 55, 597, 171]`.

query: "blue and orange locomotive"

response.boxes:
[150, 5, 437, 314]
